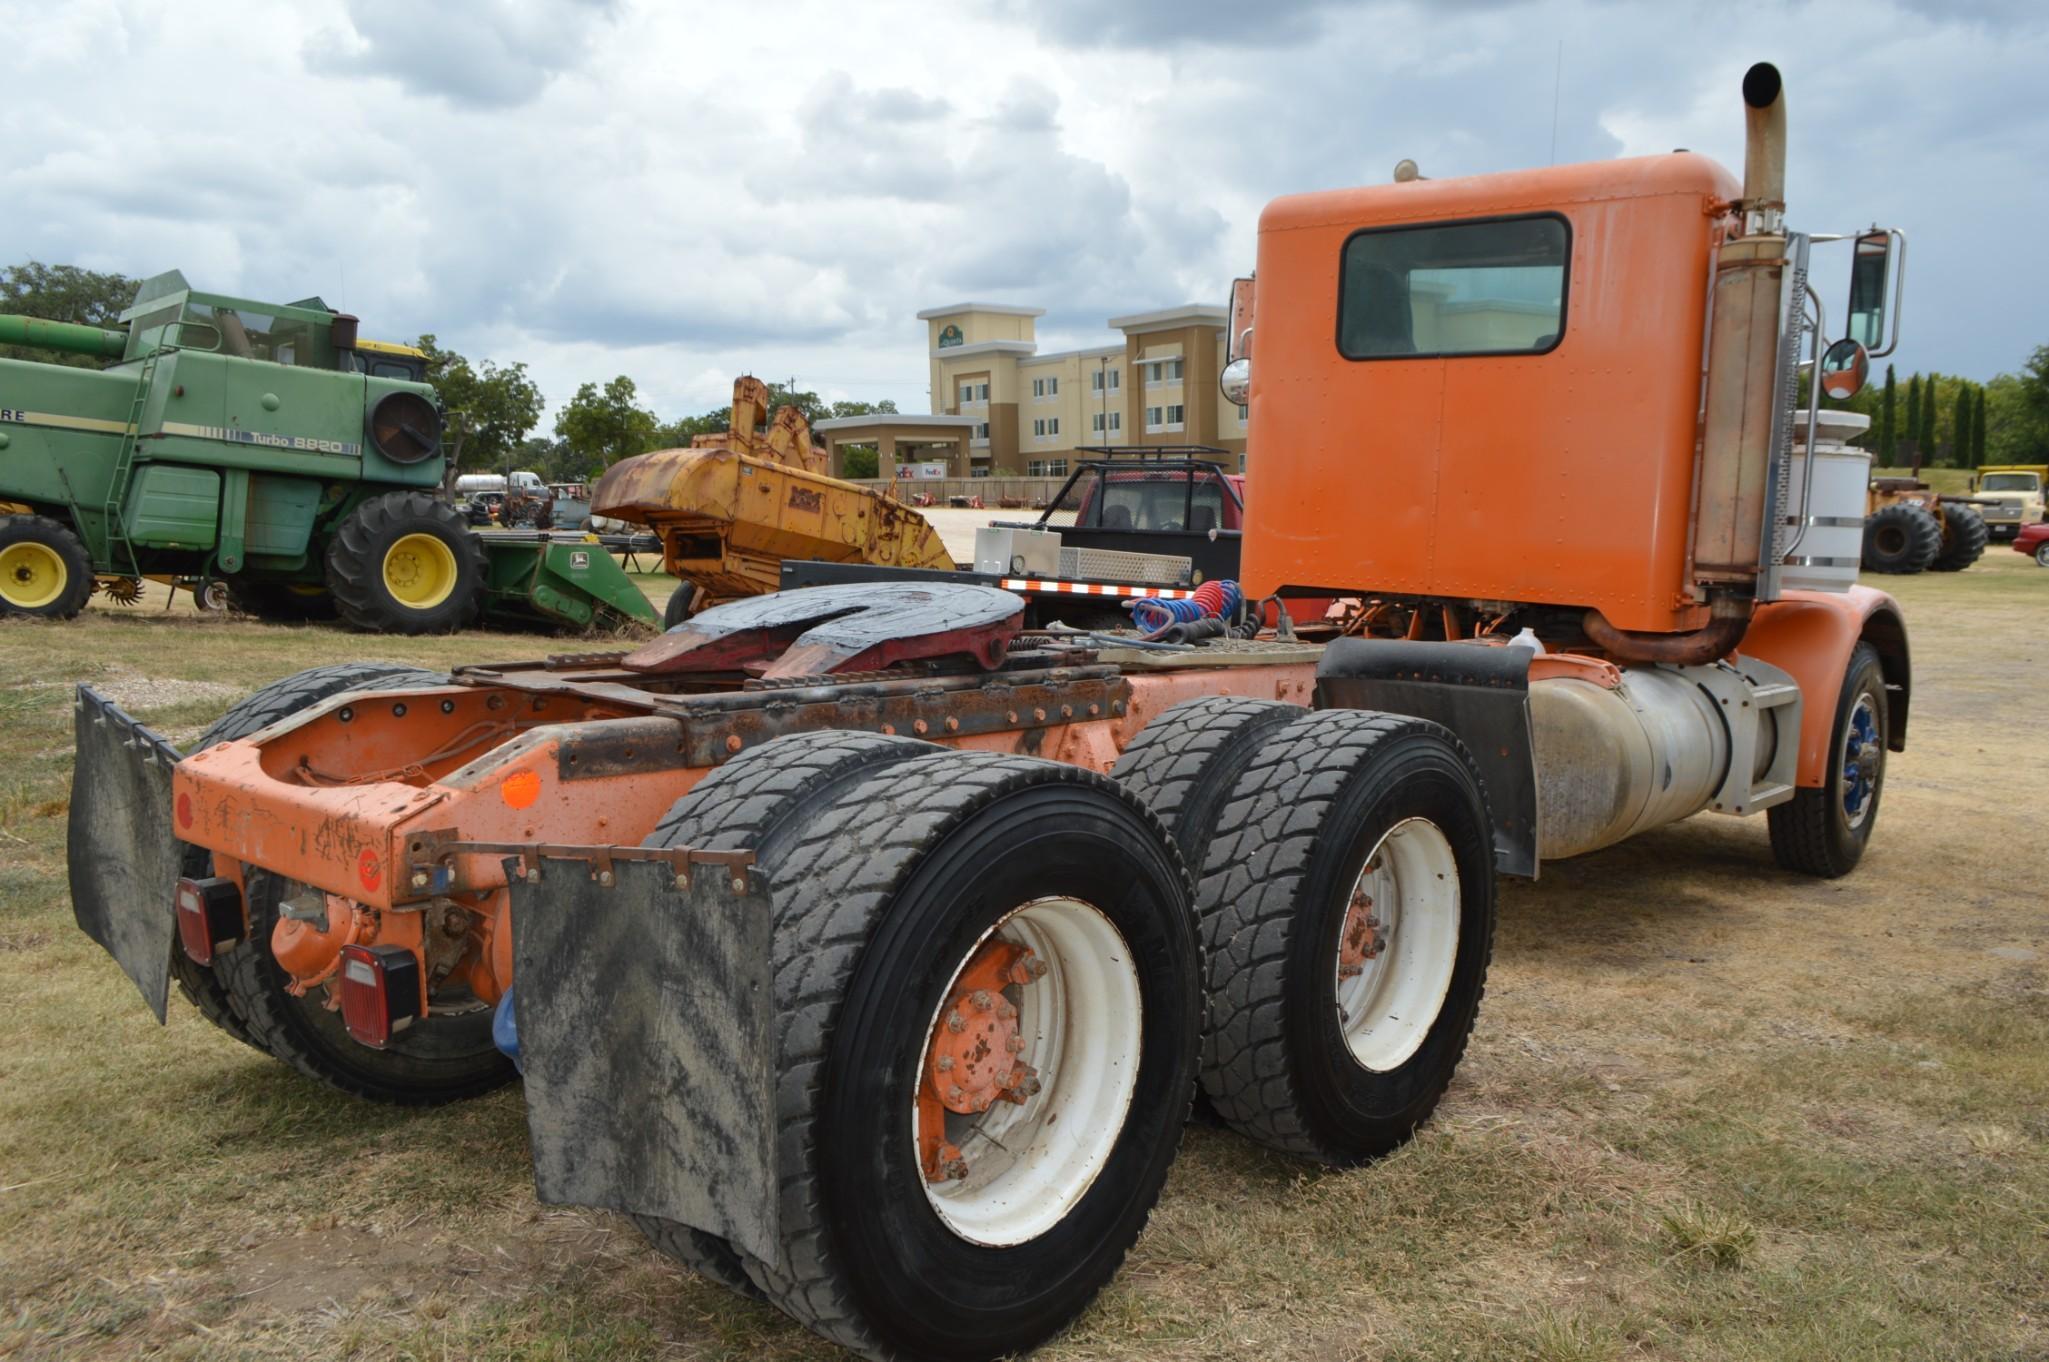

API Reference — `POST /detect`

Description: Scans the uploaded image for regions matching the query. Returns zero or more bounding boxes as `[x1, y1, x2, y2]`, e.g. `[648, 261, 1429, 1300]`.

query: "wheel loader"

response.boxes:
[68, 64, 1914, 1361]
[1861, 476, 1990, 574]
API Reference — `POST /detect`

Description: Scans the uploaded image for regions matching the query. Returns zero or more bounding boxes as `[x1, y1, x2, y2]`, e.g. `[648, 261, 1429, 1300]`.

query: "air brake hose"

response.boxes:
[1581, 600, 1754, 667]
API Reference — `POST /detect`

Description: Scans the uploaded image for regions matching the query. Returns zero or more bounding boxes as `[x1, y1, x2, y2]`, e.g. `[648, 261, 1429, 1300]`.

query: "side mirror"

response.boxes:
[1225, 276, 1254, 363]
[1818, 338, 1869, 400]
[1847, 231, 1891, 352]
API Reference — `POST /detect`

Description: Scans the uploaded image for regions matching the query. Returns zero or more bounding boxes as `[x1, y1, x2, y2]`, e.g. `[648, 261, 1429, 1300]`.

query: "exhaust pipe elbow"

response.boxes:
[1741, 61, 1786, 212]
[1582, 600, 1753, 667]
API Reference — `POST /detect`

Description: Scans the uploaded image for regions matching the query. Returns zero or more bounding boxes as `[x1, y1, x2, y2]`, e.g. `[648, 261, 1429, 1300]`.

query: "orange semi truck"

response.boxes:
[69, 64, 1909, 1361]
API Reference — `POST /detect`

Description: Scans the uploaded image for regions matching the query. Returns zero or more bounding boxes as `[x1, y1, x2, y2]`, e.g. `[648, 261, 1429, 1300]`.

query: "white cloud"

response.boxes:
[0, 0, 2040, 425]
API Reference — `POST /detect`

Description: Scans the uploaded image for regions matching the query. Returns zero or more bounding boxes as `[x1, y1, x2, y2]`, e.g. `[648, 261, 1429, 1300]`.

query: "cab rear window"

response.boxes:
[1338, 214, 1569, 360]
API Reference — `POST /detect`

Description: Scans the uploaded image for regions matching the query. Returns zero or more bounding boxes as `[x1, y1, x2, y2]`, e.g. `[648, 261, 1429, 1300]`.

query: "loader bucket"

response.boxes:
[67, 686, 185, 1021]
[477, 537, 661, 633]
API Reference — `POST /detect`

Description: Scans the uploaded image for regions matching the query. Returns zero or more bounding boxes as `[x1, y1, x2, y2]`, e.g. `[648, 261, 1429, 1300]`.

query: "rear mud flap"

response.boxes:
[510, 858, 779, 1263]
[67, 685, 184, 1021]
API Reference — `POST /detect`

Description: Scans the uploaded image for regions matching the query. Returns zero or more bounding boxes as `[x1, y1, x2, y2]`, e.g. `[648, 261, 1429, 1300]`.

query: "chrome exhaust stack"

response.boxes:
[1688, 60, 1801, 620]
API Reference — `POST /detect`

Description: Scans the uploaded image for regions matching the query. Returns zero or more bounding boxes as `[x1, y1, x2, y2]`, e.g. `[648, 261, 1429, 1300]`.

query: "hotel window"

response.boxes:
[1091, 411, 1122, 434]
[1032, 417, 1060, 439]
[971, 421, 989, 444]
[1237, 404, 1249, 420]
[1146, 405, 1184, 433]
[1143, 359, 1183, 385]
[1026, 458, 1069, 477]
[1091, 368, 1121, 392]
[959, 381, 989, 405]
[1031, 376, 1058, 399]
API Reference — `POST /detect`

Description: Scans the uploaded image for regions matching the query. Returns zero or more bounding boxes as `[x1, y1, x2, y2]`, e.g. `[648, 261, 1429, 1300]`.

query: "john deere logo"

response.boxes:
[938, 324, 964, 348]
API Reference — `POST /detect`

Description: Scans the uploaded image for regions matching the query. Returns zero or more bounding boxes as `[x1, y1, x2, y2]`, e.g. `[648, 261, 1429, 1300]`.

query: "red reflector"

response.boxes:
[337, 944, 422, 1049]
[172, 876, 244, 967]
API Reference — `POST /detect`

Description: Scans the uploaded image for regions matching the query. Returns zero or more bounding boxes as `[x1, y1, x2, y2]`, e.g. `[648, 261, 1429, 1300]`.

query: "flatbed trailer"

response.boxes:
[66, 63, 1916, 1361]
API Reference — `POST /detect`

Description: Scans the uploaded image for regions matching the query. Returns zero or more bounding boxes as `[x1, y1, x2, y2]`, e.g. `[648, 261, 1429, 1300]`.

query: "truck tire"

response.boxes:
[734, 750, 1200, 1360]
[1198, 709, 1495, 1165]
[1929, 503, 1988, 571]
[662, 580, 697, 630]
[0, 514, 94, 619]
[176, 664, 449, 1054]
[229, 579, 337, 621]
[1110, 695, 1302, 883]
[1861, 503, 1940, 574]
[2037, 542, 2049, 568]
[1767, 642, 1888, 878]
[631, 729, 941, 1299]
[218, 867, 514, 1104]
[325, 491, 486, 634]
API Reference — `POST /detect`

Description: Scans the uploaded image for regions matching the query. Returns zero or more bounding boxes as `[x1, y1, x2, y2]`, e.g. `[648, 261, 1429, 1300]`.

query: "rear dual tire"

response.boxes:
[634, 733, 1201, 1361]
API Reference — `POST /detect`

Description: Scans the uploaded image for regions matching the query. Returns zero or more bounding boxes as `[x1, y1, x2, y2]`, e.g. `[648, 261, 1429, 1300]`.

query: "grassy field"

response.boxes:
[1, 552, 2044, 1360]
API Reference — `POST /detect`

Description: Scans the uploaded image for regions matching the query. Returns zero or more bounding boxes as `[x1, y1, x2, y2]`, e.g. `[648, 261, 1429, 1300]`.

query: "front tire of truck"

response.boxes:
[720, 746, 1200, 1360]
[0, 514, 94, 620]
[1198, 709, 1496, 1166]
[1767, 642, 1888, 879]
[325, 491, 486, 635]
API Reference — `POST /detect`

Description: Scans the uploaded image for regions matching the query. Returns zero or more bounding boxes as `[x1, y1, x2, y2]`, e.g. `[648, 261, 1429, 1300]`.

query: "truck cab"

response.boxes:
[1970, 466, 2047, 539]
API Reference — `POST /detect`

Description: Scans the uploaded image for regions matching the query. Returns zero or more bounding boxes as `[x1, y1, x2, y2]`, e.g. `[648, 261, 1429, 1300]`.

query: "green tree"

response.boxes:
[1, 260, 138, 367]
[1905, 373, 1921, 460]
[415, 335, 544, 480]
[839, 445, 880, 478]
[554, 375, 658, 477]
[1982, 373, 2043, 465]
[1972, 385, 1988, 467]
[1878, 364, 1897, 463]
[1919, 371, 1938, 459]
[1951, 383, 1971, 468]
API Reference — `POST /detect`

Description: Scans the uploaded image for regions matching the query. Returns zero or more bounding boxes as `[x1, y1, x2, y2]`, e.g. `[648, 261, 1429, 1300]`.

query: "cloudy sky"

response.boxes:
[4, 0, 2041, 423]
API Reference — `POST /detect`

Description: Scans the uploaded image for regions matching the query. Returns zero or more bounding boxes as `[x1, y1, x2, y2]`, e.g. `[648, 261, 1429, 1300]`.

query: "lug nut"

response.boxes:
[946, 1084, 965, 1104]
[1006, 1034, 1024, 1054]
[943, 1157, 970, 1181]
[969, 989, 993, 1011]
[937, 1055, 955, 1071]
[1026, 956, 1049, 979]
[946, 1010, 965, 1033]
[1018, 1074, 1042, 1097]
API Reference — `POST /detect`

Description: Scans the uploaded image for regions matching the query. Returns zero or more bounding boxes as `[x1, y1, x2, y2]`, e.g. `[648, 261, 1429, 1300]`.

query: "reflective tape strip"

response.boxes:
[1782, 514, 1865, 528]
[1781, 555, 1862, 568]
[0, 408, 133, 435]
[1000, 578, 1197, 599]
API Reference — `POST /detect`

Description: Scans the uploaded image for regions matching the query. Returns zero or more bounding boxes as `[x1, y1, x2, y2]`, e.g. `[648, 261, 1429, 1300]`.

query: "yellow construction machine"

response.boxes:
[592, 376, 955, 625]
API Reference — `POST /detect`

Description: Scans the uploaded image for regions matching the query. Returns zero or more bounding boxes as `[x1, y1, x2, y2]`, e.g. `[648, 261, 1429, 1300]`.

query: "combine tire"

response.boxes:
[325, 491, 485, 634]
[1861, 503, 1940, 574]
[631, 730, 938, 1297]
[661, 580, 697, 630]
[1111, 695, 1302, 881]
[171, 664, 450, 1053]
[1198, 709, 1495, 1165]
[1768, 642, 1888, 878]
[0, 515, 93, 619]
[1929, 503, 1988, 572]
[678, 741, 1199, 1359]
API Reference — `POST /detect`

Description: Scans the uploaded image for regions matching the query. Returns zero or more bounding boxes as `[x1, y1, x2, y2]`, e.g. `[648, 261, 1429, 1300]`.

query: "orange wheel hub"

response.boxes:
[918, 940, 1049, 1182]
[1337, 878, 1385, 981]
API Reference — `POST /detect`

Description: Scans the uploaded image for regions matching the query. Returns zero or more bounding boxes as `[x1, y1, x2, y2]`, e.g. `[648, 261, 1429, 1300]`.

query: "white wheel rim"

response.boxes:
[1332, 817, 1460, 1072]
[916, 897, 1141, 1247]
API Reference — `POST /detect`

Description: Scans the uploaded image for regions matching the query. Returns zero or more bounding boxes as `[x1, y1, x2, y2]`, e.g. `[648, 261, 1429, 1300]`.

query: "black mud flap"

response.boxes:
[1316, 639, 1540, 879]
[510, 858, 779, 1263]
[67, 685, 185, 1021]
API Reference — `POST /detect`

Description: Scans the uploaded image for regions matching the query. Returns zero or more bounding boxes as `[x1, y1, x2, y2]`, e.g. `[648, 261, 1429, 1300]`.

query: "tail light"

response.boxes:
[338, 944, 422, 1048]
[173, 877, 245, 966]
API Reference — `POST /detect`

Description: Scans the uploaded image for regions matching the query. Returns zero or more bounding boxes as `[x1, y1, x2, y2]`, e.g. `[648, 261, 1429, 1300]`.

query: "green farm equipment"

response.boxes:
[0, 270, 649, 634]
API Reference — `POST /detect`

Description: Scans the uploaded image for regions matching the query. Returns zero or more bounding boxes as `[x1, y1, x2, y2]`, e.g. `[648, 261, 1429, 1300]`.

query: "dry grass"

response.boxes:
[1, 553, 2045, 1360]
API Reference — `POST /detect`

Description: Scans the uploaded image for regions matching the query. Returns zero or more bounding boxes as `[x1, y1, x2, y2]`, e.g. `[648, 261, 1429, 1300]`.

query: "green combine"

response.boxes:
[0, 270, 655, 634]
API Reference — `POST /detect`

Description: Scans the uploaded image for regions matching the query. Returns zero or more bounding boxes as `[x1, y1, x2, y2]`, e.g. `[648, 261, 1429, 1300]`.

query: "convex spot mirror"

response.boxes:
[1847, 232, 1890, 350]
[1819, 338, 1870, 401]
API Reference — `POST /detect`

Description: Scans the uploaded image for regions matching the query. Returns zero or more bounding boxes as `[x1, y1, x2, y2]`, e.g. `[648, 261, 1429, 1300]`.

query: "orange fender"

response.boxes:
[1740, 586, 1910, 787]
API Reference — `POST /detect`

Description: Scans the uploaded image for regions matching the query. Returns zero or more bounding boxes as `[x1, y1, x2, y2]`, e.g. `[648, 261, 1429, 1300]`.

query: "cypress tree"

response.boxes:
[1905, 374, 1921, 459]
[1972, 386, 1988, 468]
[1952, 384, 1971, 467]
[1879, 364, 1897, 464]
[1920, 373, 1938, 457]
